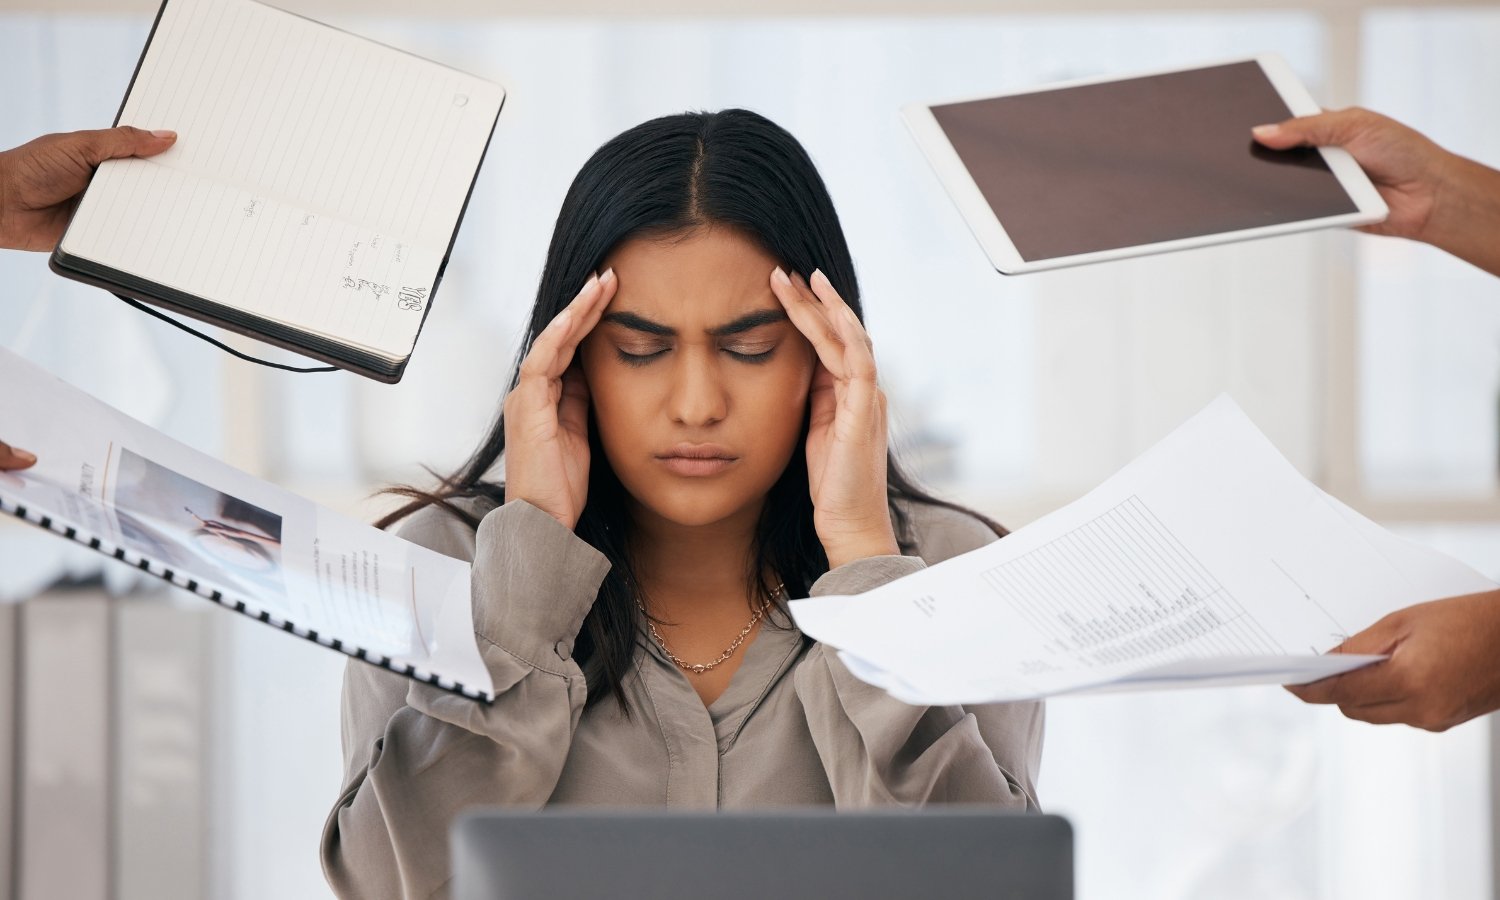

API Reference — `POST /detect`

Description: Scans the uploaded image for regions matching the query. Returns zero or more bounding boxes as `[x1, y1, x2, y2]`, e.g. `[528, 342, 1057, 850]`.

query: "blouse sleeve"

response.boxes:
[321, 500, 611, 900]
[792, 517, 1044, 810]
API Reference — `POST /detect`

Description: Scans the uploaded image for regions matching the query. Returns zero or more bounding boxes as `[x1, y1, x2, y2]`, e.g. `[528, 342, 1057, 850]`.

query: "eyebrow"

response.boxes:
[600, 308, 789, 338]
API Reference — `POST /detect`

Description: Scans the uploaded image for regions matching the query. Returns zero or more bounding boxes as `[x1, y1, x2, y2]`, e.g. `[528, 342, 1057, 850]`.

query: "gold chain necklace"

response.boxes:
[637, 583, 784, 675]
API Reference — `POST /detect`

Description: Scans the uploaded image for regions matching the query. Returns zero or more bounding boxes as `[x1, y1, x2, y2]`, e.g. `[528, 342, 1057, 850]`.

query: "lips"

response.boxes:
[656, 443, 739, 477]
[660, 443, 736, 460]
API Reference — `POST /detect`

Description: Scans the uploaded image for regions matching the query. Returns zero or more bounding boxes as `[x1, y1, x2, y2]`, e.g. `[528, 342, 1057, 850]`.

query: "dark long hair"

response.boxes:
[378, 109, 1005, 711]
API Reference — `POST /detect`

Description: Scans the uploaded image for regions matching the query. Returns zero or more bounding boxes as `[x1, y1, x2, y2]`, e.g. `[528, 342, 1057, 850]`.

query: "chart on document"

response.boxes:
[789, 395, 1497, 704]
[980, 497, 1284, 674]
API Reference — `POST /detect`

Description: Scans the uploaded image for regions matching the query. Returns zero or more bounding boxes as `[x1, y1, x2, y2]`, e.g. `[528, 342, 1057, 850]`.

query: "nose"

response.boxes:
[667, 349, 728, 427]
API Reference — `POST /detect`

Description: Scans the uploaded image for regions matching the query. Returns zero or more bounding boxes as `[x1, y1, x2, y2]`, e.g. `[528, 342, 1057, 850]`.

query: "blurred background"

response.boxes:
[1, 0, 1498, 898]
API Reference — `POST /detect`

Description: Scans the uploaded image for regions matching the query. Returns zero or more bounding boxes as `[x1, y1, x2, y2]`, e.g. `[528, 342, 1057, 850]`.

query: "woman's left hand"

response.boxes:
[770, 267, 900, 570]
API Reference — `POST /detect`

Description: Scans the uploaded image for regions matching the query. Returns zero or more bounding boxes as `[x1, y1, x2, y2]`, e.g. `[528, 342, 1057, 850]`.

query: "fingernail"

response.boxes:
[600, 267, 616, 285]
[812, 268, 831, 287]
[771, 266, 791, 287]
[11, 448, 36, 465]
[151, 129, 177, 140]
[1251, 124, 1279, 139]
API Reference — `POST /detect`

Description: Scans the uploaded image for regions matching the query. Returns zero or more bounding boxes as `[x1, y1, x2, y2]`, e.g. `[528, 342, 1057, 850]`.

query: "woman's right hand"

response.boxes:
[502, 270, 617, 530]
[0, 440, 36, 471]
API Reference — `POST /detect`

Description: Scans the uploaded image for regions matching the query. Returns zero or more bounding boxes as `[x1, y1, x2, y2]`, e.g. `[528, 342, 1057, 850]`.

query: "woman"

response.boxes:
[322, 109, 1043, 899]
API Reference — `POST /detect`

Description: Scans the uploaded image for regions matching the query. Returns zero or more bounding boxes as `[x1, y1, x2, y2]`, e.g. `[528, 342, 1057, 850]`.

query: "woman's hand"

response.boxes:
[0, 440, 36, 471]
[502, 270, 617, 530]
[770, 267, 899, 570]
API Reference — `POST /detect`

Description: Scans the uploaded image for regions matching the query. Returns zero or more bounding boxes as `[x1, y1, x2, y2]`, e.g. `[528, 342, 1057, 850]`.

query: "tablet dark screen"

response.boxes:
[929, 61, 1359, 263]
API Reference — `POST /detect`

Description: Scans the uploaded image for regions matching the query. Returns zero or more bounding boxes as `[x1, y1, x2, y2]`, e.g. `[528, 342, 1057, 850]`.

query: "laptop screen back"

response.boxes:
[452, 808, 1073, 900]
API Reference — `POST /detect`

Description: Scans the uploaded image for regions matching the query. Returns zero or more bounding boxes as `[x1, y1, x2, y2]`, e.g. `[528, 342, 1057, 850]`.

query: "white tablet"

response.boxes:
[902, 55, 1388, 275]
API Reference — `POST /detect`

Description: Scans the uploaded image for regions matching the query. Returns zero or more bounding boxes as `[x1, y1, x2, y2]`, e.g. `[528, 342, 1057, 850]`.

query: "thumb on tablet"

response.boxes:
[1251, 108, 1367, 151]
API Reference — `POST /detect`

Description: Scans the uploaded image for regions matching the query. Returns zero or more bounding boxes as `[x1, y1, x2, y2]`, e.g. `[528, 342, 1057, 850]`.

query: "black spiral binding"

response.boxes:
[2, 496, 490, 703]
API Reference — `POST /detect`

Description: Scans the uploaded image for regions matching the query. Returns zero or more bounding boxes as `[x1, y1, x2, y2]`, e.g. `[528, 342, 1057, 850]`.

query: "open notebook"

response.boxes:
[50, 0, 506, 382]
[0, 348, 495, 702]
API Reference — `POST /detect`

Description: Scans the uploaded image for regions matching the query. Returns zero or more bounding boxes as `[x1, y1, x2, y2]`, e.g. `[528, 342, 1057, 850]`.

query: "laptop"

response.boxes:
[451, 808, 1073, 900]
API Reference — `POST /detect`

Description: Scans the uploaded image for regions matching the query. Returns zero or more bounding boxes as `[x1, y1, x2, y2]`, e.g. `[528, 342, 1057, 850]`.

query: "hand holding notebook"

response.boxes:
[0, 126, 178, 252]
[49, 0, 505, 381]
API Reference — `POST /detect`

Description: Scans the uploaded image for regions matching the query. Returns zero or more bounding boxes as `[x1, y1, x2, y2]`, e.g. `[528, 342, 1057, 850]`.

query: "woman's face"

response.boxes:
[579, 227, 817, 529]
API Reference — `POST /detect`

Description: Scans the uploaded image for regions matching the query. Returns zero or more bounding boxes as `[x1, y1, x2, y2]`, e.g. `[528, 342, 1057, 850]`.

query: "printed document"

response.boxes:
[791, 397, 1494, 704]
[0, 348, 492, 700]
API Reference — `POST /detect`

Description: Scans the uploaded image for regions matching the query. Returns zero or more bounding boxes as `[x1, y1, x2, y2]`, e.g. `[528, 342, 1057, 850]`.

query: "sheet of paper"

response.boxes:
[790, 396, 1495, 705]
[0, 348, 493, 699]
[60, 0, 504, 359]
[837, 650, 1384, 705]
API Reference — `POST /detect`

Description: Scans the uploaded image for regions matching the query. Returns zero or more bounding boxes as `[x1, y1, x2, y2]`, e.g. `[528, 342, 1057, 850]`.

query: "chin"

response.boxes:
[631, 478, 764, 528]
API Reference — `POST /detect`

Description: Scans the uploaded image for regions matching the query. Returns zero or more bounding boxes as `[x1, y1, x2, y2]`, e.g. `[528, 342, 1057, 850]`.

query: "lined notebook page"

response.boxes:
[61, 0, 504, 360]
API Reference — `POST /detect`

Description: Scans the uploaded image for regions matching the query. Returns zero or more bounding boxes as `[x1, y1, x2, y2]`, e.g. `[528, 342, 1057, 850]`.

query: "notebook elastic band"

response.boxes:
[116, 294, 338, 374]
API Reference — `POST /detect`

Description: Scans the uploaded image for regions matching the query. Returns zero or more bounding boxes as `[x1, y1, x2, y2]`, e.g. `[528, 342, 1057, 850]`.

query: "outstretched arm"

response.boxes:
[1287, 589, 1500, 732]
[1254, 107, 1500, 277]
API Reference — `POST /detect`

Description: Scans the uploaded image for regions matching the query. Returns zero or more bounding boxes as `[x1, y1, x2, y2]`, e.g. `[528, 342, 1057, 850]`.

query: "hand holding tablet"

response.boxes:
[903, 55, 1388, 274]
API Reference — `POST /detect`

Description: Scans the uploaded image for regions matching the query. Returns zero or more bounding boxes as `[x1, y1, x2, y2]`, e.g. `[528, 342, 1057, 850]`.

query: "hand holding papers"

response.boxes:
[0, 348, 493, 701]
[790, 397, 1495, 705]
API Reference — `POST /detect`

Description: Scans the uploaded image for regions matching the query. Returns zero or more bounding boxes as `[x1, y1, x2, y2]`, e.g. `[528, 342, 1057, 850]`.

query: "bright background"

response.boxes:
[2, 1, 1499, 898]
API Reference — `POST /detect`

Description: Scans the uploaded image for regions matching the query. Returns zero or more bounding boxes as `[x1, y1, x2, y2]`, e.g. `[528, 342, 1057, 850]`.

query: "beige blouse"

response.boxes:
[322, 497, 1045, 900]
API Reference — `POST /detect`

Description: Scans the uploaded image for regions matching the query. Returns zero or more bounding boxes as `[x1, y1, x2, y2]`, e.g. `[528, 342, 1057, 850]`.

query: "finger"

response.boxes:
[511, 271, 615, 432]
[1285, 673, 1338, 704]
[572, 266, 617, 339]
[809, 269, 877, 381]
[0, 441, 37, 471]
[1286, 657, 1403, 707]
[807, 270, 866, 341]
[788, 269, 837, 330]
[1337, 700, 1417, 728]
[69, 125, 177, 165]
[1251, 107, 1372, 150]
[1320, 607, 1407, 659]
[1286, 612, 1404, 705]
[808, 270, 883, 435]
[771, 266, 847, 379]
[519, 270, 616, 383]
[557, 364, 591, 436]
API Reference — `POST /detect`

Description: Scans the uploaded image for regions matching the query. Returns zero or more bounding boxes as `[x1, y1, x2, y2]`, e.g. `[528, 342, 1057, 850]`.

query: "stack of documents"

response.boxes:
[790, 397, 1495, 704]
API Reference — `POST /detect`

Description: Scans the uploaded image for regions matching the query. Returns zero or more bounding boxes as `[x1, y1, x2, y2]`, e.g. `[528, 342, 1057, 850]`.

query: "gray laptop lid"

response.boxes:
[452, 808, 1072, 900]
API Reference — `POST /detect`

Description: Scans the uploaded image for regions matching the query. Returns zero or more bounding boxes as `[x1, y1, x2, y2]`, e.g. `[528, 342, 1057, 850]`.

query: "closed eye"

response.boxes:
[725, 346, 776, 364]
[614, 345, 778, 366]
[616, 348, 668, 367]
